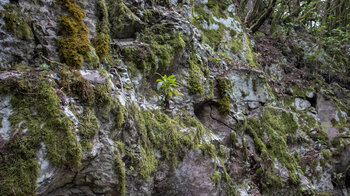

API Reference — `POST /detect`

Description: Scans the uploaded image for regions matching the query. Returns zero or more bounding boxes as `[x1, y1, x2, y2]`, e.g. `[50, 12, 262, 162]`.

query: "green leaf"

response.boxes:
[173, 90, 181, 97]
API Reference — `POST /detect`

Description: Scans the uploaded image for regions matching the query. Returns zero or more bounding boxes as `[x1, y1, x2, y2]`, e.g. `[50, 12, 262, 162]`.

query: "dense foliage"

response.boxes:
[239, 0, 349, 87]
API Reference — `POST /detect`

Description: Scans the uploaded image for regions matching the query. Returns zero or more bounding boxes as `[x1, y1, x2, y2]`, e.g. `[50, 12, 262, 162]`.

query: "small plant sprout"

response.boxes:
[156, 73, 181, 109]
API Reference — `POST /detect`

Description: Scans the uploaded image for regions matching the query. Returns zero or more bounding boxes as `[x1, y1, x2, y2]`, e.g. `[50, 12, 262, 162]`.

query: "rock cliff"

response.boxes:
[0, 0, 349, 195]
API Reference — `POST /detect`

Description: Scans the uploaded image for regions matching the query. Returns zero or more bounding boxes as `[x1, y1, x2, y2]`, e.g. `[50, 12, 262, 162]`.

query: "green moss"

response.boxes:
[114, 149, 126, 196]
[77, 108, 98, 150]
[115, 101, 125, 129]
[331, 137, 350, 155]
[230, 38, 243, 54]
[218, 145, 230, 159]
[93, 0, 110, 62]
[58, 66, 72, 90]
[126, 104, 212, 178]
[206, 0, 231, 19]
[243, 33, 257, 67]
[108, 0, 137, 38]
[192, 3, 229, 50]
[0, 4, 31, 40]
[246, 107, 302, 192]
[211, 170, 221, 186]
[115, 141, 125, 154]
[261, 168, 284, 190]
[0, 73, 82, 195]
[170, 32, 186, 53]
[139, 146, 158, 179]
[200, 143, 216, 158]
[222, 167, 237, 196]
[187, 55, 205, 95]
[322, 149, 332, 161]
[217, 78, 232, 114]
[57, 0, 91, 68]
[86, 50, 100, 69]
[218, 96, 231, 114]
[94, 75, 113, 108]
[120, 45, 156, 73]
[93, 32, 110, 62]
[140, 28, 187, 72]
[71, 72, 95, 106]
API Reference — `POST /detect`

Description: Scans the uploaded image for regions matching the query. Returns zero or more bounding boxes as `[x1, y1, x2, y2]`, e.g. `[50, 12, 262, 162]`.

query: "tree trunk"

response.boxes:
[250, 0, 277, 33]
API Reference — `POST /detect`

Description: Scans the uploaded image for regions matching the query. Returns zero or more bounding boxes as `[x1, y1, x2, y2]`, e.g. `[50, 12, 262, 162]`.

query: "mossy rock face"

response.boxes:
[0, 73, 83, 195]
[108, 0, 144, 39]
[120, 45, 156, 73]
[246, 107, 302, 192]
[120, 28, 186, 75]
[0, 4, 32, 40]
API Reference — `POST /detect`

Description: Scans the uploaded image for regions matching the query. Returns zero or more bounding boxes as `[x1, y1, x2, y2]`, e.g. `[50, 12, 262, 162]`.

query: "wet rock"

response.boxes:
[80, 70, 107, 85]
[248, 101, 260, 109]
[295, 98, 311, 111]
[0, 95, 12, 141]
[170, 150, 217, 195]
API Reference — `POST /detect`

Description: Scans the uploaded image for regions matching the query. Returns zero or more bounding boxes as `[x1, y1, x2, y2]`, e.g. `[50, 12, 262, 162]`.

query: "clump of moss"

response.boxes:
[211, 170, 221, 186]
[123, 105, 239, 194]
[114, 149, 126, 195]
[218, 145, 230, 159]
[92, 0, 110, 63]
[192, 3, 226, 50]
[57, 0, 91, 68]
[243, 33, 257, 67]
[93, 32, 110, 63]
[141, 27, 187, 72]
[108, 0, 141, 38]
[0, 4, 31, 40]
[127, 104, 210, 178]
[139, 145, 158, 179]
[0, 73, 82, 195]
[170, 32, 186, 53]
[120, 45, 156, 73]
[206, 0, 231, 19]
[217, 78, 232, 114]
[230, 38, 243, 54]
[186, 54, 205, 95]
[114, 100, 125, 129]
[71, 72, 95, 106]
[94, 69, 113, 110]
[200, 143, 216, 158]
[77, 108, 98, 150]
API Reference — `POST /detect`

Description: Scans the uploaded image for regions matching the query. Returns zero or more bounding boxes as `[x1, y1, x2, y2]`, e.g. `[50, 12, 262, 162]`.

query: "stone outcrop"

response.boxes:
[0, 0, 349, 196]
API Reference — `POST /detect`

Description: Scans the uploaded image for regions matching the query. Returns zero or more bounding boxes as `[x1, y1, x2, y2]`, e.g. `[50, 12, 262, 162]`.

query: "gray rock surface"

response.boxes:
[0, 0, 349, 196]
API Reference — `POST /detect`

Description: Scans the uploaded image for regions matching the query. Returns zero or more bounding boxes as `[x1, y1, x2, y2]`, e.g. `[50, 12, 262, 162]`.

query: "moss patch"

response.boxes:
[217, 78, 232, 114]
[141, 27, 187, 72]
[92, 0, 111, 63]
[0, 4, 32, 40]
[77, 107, 98, 150]
[57, 0, 91, 68]
[246, 107, 301, 192]
[114, 148, 126, 195]
[120, 28, 186, 75]
[187, 55, 205, 95]
[0, 73, 82, 195]
[126, 104, 212, 178]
